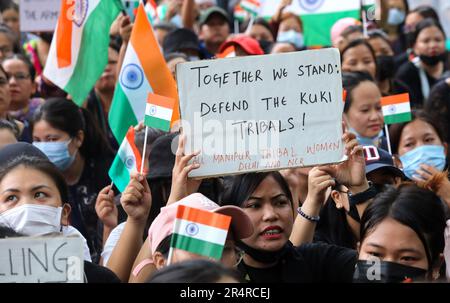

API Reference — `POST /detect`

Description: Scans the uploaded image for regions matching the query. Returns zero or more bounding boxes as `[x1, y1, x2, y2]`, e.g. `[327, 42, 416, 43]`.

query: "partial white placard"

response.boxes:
[19, 0, 60, 32]
[0, 236, 84, 283]
[177, 48, 345, 178]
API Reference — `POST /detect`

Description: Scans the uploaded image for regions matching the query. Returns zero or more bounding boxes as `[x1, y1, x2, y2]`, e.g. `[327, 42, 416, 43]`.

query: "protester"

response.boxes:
[330, 18, 363, 51]
[354, 183, 446, 282]
[0, 64, 24, 139]
[32, 98, 114, 263]
[381, 0, 410, 55]
[0, 0, 37, 46]
[2, 54, 43, 123]
[342, 71, 386, 149]
[198, 6, 231, 58]
[163, 28, 201, 60]
[245, 17, 275, 43]
[395, 18, 449, 107]
[164, 52, 189, 80]
[153, 21, 178, 48]
[218, 35, 264, 56]
[148, 259, 241, 283]
[367, 30, 410, 96]
[0, 23, 20, 60]
[341, 39, 378, 80]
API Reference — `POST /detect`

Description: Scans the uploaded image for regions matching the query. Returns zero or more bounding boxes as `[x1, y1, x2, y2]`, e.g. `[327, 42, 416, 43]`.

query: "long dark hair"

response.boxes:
[341, 39, 378, 79]
[222, 171, 293, 209]
[412, 18, 446, 46]
[32, 98, 113, 159]
[360, 183, 446, 269]
[388, 110, 446, 155]
[314, 184, 357, 249]
[0, 155, 68, 203]
[342, 71, 376, 113]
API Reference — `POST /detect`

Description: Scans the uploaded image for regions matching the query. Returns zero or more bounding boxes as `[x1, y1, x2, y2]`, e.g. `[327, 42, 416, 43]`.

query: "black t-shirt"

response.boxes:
[238, 243, 357, 283]
[68, 155, 113, 263]
[84, 261, 121, 283]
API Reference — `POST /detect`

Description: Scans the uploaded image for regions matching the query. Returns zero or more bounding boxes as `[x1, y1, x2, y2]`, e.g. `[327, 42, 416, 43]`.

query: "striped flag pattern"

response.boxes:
[171, 205, 231, 259]
[381, 93, 412, 125]
[109, 2, 179, 143]
[44, 0, 123, 105]
[108, 127, 142, 192]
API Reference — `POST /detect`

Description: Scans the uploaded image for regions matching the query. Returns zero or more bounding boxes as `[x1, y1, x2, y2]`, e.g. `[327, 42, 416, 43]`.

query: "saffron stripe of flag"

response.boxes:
[217, 45, 236, 58]
[381, 93, 412, 125]
[109, 2, 179, 143]
[144, 93, 175, 132]
[44, 0, 123, 105]
[170, 205, 231, 259]
[108, 127, 142, 192]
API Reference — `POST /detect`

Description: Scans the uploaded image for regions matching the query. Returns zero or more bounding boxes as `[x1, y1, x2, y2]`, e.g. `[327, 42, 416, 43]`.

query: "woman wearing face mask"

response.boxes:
[342, 71, 387, 149]
[0, 151, 121, 282]
[275, 12, 304, 51]
[389, 110, 450, 211]
[381, 0, 409, 55]
[367, 30, 410, 97]
[395, 18, 449, 107]
[31, 98, 114, 263]
[354, 183, 446, 283]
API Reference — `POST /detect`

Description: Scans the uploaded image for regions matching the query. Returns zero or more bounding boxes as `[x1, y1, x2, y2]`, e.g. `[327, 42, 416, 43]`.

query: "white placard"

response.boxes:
[0, 236, 84, 283]
[177, 48, 345, 178]
[19, 0, 60, 32]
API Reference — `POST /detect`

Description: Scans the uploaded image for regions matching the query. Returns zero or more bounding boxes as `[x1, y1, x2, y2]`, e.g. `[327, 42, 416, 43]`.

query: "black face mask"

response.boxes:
[376, 55, 395, 81]
[353, 260, 427, 283]
[236, 240, 292, 264]
[419, 53, 446, 66]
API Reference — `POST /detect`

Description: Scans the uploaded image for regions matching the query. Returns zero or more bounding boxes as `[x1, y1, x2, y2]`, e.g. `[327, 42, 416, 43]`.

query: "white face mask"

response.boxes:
[0, 204, 63, 236]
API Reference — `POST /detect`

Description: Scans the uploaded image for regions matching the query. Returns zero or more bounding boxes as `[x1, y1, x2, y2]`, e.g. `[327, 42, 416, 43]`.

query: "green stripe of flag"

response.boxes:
[384, 112, 412, 125]
[109, 84, 139, 143]
[301, 10, 360, 46]
[171, 233, 224, 259]
[144, 115, 170, 132]
[65, 0, 123, 105]
[108, 155, 131, 192]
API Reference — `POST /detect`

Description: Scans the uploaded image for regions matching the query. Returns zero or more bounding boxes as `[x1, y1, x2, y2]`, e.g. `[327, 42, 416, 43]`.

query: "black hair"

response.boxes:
[155, 234, 171, 258]
[147, 259, 242, 283]
[0, 63, 6, 77]
[388, 110, 446, 155]
[341, 39, 378, 77]
[0, 23, 21, 54]
[367, 29, 392, 46]
[0, 226, 22, 238]
[164, 52, 189, 63]
[314, 183, 357, 249]
[0, 1, 18, 13]
[0, 118, 19, 139]
[360, 184, 446, 269]
[412, 18, 446, 45]
[108, 35, 121, 54]
[32, 98, 112, 159]
[2, 53, 36, 81]
[342, 71, 376, 113]
[341, 25, 363, 40]
[222, 171, 293, 209]
[409, 5, 440, 23]
[0, 155, 68, 203]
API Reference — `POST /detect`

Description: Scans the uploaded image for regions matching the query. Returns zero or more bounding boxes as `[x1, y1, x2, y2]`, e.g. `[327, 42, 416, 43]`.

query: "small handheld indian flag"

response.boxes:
[240, 0, 261, 16]
[169, 205, 231, 261]
[108, 127, 142, 192]
[381, 93, 412, 125]
[144, 93, 175, 132]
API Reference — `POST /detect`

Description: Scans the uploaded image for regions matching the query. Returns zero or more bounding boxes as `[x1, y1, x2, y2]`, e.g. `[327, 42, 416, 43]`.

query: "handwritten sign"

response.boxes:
[19, 0, 60, 32]
[177, 48, 345, 178]
[0, 236, 84, 283]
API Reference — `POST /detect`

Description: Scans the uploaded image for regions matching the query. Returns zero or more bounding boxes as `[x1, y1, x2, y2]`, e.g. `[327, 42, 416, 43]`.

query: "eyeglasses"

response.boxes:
[7, 73, 31, 82]
[0, 77, 8, 86]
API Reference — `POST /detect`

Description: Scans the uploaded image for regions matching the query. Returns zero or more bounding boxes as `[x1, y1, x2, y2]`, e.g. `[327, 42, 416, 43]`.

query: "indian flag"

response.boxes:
[144, 0, 158, 24]
[109, 2, 179, 143]
[171, 205, 231, 259]
[234, 4, 248, 22]
[240, 0, 261, 16]
[44, 0, 123, 106]
[260, 0, 361, 46]
[217, 45, 236, 58]
[108, 127, 142, 192]
[144, 93, 175, 132]
[381, 93, 412, 125]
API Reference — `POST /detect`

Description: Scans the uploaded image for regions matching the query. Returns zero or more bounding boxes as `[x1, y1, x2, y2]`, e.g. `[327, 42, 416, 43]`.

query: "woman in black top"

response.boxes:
[395, 18, 449, 107]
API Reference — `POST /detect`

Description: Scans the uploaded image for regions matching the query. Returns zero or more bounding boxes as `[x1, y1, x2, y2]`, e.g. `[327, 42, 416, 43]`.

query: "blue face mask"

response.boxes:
[33, 139, 77, 171]
[348, 125, 383, 147]
[170, 14, 183, 28]
[277, 30, 304, 49]
[387, 8, 405, 26]
[400, 145, 446, 180]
